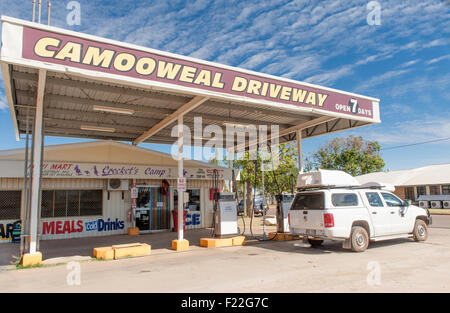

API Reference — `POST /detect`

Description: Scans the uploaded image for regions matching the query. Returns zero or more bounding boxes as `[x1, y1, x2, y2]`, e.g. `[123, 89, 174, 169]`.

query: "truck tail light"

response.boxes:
[324, 213, 334, 228]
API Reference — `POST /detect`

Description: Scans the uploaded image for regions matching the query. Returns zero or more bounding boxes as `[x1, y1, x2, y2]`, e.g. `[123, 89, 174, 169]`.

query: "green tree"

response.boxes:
[232, 143, 298, 216]
[304, 135, 385, 176]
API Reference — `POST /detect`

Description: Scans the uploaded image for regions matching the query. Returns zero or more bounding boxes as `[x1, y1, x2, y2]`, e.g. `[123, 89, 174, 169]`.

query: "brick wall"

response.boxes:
[394, 187, 406, 200]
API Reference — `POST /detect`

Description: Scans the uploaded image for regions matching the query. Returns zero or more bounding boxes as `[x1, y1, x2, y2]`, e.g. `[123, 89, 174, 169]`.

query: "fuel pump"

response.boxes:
[214, 192, 238, 237]
[275, 174, 296, 233]
[275, 194, 295, 233]
[211, 169, 238, 237]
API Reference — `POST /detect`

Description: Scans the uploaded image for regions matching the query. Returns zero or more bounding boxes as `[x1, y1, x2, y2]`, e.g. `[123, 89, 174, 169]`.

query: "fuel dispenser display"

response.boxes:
[276, 193, 295, 233]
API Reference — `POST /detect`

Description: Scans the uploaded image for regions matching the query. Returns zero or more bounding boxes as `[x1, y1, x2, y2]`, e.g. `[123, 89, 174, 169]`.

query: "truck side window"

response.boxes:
[332, 193, 358, 207]
[381, 192, 403, 207]
[366, 192, 384, 207]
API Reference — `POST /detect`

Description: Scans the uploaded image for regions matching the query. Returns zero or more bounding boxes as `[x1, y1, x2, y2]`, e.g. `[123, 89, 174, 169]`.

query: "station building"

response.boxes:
[0, 140, 231, 243]
[357, 163, 450, 206]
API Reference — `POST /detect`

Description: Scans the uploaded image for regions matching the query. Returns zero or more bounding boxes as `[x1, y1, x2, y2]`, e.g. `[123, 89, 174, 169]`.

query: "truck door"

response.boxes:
[289, 192, 325, 232]
[380, 192, 410, 234]
[364, 192, 392, 236]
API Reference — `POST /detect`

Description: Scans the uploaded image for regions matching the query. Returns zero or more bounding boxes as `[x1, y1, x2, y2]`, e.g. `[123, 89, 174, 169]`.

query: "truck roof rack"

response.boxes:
[297, 185, 388, 192]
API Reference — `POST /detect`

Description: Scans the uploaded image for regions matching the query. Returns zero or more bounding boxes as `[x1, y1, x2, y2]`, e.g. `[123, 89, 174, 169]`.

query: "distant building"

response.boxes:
[356, 164, 450, 204]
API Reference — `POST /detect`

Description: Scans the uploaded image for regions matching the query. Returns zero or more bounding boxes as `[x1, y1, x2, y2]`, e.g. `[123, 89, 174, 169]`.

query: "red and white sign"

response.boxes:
[177, 177, 187, 192]
[131, 187, 138, 199]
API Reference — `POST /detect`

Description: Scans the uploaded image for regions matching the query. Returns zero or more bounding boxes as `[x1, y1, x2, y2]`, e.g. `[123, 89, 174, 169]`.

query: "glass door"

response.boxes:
[136, 186, 171, 232]
[136, 187, 151, 231]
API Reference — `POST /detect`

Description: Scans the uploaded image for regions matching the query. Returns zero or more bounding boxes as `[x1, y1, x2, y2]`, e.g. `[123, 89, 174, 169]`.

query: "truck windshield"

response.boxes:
[291, 192, 324, 210]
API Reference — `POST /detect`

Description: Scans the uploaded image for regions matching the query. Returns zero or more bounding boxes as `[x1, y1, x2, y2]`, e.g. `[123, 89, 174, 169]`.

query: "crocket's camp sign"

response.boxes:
[16, 26, 377, 120]
[0, 160, 233, 180]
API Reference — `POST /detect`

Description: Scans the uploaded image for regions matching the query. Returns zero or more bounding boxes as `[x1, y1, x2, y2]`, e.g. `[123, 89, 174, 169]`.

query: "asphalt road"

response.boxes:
[1, 215, 449, 293]
[429, 214, 450, 229]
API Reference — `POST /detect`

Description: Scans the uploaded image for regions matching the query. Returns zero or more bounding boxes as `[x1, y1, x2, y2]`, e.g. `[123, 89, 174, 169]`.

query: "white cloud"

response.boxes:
[346, 114, 450, 147]
[387, 72, 450, 98]
[382, 103, 414, 116]
[303, 65, 354, 85]
[0, 98, 8, 111]
[423, 39, 448, 48]
[426, 54, 450, 65]
[400, 59, 420, 68]
[356, 69, 412, 92]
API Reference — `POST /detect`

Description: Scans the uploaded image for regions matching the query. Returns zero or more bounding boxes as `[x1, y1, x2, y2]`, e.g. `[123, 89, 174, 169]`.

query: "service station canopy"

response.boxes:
[1, 16, 380, 148]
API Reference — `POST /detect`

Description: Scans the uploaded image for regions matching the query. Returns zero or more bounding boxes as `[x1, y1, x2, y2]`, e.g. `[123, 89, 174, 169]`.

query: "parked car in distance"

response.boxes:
[253, 198, 269, 216]
[290, 170, 432, 252]
[237, 200, 245, 216]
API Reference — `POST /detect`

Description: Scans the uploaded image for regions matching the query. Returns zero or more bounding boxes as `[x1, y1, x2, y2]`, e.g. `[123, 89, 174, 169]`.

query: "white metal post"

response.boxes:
[29, 69, 46, 254]
[227, 148, 233, 192]
[296, 129, 303, 173]
[261, 157, 266, 240]
[177, 115, 184, 241]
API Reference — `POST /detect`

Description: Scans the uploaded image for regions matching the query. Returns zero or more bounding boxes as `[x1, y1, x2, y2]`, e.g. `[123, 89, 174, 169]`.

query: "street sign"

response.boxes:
[177, 177, 186, 192]
[131, 187, 138, 199]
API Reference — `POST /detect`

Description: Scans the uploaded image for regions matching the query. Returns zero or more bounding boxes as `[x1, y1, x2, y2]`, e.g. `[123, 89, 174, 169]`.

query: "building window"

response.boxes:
[41, 190, 102, 218]
[430, 186, 441, 195]
[405, 187, 415, 201]
[174, 189, 201, 211]
[0, 191, 21, 220]
[443, 185, 450, 195]
[417, 186, 427, 197]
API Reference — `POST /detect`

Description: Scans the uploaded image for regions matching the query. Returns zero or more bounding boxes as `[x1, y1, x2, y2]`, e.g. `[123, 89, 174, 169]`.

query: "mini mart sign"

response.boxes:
[0, 160, 234, 180]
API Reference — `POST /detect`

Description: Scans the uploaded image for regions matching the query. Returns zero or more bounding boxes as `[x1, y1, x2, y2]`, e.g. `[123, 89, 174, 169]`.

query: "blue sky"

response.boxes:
[0, 0, 449, 171]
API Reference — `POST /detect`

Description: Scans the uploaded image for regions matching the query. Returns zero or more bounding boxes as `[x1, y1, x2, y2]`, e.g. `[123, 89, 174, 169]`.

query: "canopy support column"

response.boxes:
[177, 114, 184, 242]
[29, 69, 46, 255]
[297, 129, 303, 173]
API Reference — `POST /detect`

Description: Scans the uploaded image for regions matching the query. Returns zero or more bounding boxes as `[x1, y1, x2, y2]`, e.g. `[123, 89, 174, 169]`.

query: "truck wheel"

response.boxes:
[413, 219, 428, 242]
[350, 226, 369, 252]
[308, 239, 323, 247]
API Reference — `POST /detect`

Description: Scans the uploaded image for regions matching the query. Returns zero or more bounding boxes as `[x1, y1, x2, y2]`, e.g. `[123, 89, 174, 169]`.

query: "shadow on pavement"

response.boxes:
[244, 236, 414, 255]
[0, 228, 214, 267]
[0, 226, 417, 267]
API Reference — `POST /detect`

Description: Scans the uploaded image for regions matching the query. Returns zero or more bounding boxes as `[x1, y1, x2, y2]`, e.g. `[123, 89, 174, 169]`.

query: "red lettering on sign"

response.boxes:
[63, 221, 71, 233]
[42, 221, 55, 235]
[76, 220, 84, 232]
[55, 221, 63, 234]
[42, 219, 84, 235]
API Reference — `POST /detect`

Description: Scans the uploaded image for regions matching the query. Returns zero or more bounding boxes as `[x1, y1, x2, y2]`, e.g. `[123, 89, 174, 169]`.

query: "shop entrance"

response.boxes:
[135, 186, 171, 232]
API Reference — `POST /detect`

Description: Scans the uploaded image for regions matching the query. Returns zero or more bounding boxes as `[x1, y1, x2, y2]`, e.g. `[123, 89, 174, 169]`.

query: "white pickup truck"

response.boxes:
[289, 170, 432, 252]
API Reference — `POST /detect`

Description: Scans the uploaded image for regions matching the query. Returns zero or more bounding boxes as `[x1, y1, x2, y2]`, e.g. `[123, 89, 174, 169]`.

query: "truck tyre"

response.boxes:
[350, 226, 369, 252]
[413, 219, 428, 242]
[308, 239, 323, 247]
